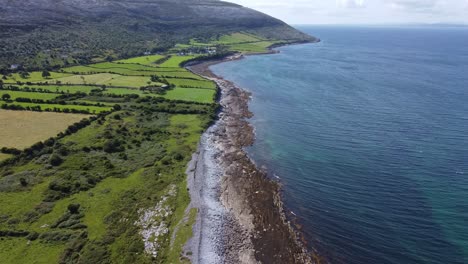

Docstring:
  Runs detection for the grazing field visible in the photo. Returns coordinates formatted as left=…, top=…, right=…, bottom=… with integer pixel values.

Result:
left=3, top=102, right=112, bottom=113
left=217, top=32, right=265, bottom=44
left=3, top=71, right=72, bottom=83
left=0, top=90, right=59, bottom=100
left=163, top=88, right=216, bottom=103
left=0, top=110, right=90, bottom=149
left=62, top=66, right=157, bottom=76
left=115, top=55, right=165, bottom=65
left=159, top=70, right=206, bottom=80
left=0, top=45, right=218, bottom=262
left=159, top=55, right=196, bottom=67
left=15, top=85, right=97, bottom=94
left=91, top=62, right=186, bottom=72
left=167, top=78, right=217, bottom=89
left=53, top=73, right=161, bottom=88
left=228, top=41, right=278, bottom=53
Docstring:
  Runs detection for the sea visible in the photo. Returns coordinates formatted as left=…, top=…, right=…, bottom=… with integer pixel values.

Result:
left=210, top=26, right=468, bottom=264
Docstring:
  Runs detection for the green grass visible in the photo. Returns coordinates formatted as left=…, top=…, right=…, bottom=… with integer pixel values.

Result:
left=168, top=114, right=204, bottom=149
left=115, top=55, right=165, bottom=66
left=91, top=62, right=185, bottom=72
left=4, top=102, right=112, bottom=113
left=217, top=32, right=265, bottom=44
left=159, top=56, right=197, bottom=68
left=166, top=78, right=216, bottom=90
left=62, top=66, right=155, bottom=76
left=3, top=71, right=72, bottom=83
left=228, top=41, right=278, bottom=53
left=52, top=73, right=162, bottom=88
left=104, top=88, right=153, bottom=96
left=0, top=238, right=65, bottom=264
left=163, top=88, right=215, bottom=103
left=0, top=90, right=60, bottom=100
left=12, top=85, right=162, bottom=97
left=31, top=169, right=145, bottom=240
left=0, top=180, right=50, bottom=225
left=16, top=85, right=97, bottom=94
left=159, top=70, right=206, bottom=80
left=167, top=208, right=197, bottom=263
left=62, top=65, right=196, bottom=78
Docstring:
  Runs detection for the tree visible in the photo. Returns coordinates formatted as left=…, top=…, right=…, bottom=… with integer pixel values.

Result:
left=49, top=154, right=63, bottom=166
left=20, top=177, right=28, bottom=187
left=1, top=93, right=11, bottom=101
left=42, top=70, right=51, bottom=79
left=67, top=203, right=80, bottom=214
left=20, top=71, right=30, bottom=79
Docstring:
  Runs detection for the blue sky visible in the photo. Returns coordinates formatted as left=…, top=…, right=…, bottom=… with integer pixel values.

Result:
left=228, top=0, right=468, bottom=25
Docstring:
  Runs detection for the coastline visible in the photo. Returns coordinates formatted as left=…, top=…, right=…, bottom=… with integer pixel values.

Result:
left=184, top=44, right=318, bottom=263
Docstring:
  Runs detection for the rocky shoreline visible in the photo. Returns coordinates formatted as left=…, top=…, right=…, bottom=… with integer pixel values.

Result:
left=184, top=51, right=316, bottom=264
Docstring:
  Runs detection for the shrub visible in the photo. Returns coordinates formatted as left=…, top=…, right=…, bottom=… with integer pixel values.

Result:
left=68, top=204, right=81, bottom=214
left=50, top=154, right=63, bottom=166
left=103, top=139, right=124, bottom=153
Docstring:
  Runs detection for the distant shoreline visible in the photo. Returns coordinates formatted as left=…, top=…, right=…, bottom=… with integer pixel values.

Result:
left=184, top=39, right=320, bottom=263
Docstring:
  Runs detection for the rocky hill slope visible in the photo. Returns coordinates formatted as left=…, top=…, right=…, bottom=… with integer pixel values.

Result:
left=0, top=0, right=314, bottom=69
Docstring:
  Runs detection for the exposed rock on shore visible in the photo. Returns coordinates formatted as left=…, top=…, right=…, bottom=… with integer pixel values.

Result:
left=186, top=57, right=315, bottom=264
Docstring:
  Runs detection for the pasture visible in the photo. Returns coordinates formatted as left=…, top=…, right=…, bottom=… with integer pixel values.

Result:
left=4, top=102, right=112, bottom=113
left=16, top=85, right=97, bottom=94
left=163, top=88, right=216, bottom=103
left=3, top=71, right=72, bottom=83
left=217, top=32, right=265, bottom=44
left=159, top=55, right=196, bottom=67
left=167, top=78, right=217, bottom=89
left=0, top=90, right=59, bottom=100
left=228, top=41, right=278, bottom=53
left=53, top=73, right=161, bottom=88
left=0, top=110, right=90, bottom=149
left=115, top=55, right=165, bottom=65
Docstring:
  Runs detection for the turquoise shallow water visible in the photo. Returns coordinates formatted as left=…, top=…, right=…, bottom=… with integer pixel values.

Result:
left=210, top=26, right=468, bottom=264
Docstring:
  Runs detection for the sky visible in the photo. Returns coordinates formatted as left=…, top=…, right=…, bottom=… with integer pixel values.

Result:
left=227, top=0, right=468, bottom=25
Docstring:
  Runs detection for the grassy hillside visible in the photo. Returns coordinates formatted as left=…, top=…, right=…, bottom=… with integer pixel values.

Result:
left=0, top=0, right=315, bottom=71
left=0, top=53, right=218, bottom=263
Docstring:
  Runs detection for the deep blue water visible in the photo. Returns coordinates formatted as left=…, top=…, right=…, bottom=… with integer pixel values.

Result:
left=210, top=26, right=468, bottom=264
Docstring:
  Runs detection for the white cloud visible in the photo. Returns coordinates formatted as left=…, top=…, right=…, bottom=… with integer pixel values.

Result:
left=227, top=0, right=468, bottom=24
left=337, top=0, right=366, bottom=8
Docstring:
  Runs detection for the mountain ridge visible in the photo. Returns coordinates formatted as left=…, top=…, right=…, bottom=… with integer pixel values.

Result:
left=0, top=0, right=314, bottom=70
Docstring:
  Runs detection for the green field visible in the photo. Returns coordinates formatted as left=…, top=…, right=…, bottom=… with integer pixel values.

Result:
left=3, top=71, right=72, bottom=83
left=163, top=88, right=216, bottom=103
left=53, top=73, right=162, bottom=88
left=62, top=65, right=200, bottom=79
left=159, top=55, right=196, bottom=68
left=0, top=41, right=220, bottom=262
left=228, top=41, right=278, bottom=53
left=4, top=102, right=112, bottom=113
left=166, top=78, right=216, bottom=89
left=62, top=66, right=156, bottom=76
left=14, top=85, right=97, bottom=94
left=91, top=62, right=186, bottom=72
left=0, top=90, right=60, bottom=100
left=182, top=32, right=280, bottom=54
left=115, top=55, right=165, bottom=65
left=158, top=70, right=206, bottom=80
left=216, top=32, right=265, bottom=44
